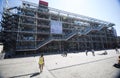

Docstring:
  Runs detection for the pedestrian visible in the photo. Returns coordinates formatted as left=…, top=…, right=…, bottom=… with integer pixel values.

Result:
left=85, top=50, right=88, bottom=56
left=103, top=50, right=107, bottom=55
left=91, top=49, right=95, bottom=56
left=115, top=48, right=119, bottom=54
left=38, top=54, right=44, bottom=73
left=65, top=52, right=67, bottom=57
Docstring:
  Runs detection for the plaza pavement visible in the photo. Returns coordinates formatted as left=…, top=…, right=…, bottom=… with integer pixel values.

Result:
left=0, top=49, right=120, bottom=78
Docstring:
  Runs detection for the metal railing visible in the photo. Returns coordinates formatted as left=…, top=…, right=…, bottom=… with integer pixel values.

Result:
left=63, top=31, right=76, bottom=40
left=82, top=27, right=92, bottom=35
left=81, top=25, right=105, bottom=35
left=36, top=30, right=76, bottom=49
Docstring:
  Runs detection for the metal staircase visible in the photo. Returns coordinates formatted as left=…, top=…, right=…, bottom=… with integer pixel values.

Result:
left=97, top=25, right=105, bottom=30
left=36, top=37, right=53, bottom=49
left=16, top=31, right=76, bottom=51
left=36, top=31, right=76, bottom=50
left=62, top=31, right=76, bottom=40
left=82, top=27, right=92, bottom=35
left=82, top=25, right=105, bottom=35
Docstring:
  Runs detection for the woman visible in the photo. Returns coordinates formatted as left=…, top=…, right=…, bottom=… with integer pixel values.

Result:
left=38, top=54, right=44, bottom=72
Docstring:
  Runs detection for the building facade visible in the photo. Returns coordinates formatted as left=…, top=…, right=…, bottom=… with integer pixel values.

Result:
left=117, top=36, right=120, bottom=48
left=1, top=1, right=117, bottom=55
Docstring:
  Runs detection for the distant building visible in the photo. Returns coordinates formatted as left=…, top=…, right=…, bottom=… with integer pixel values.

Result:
left=0, top=1, right=117, bottom=56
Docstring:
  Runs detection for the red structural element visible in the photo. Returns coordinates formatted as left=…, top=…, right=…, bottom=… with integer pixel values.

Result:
left=39, top=0, right=48, bottom=6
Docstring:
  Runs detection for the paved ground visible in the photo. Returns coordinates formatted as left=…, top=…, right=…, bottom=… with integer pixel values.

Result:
left=0, top=49, right=120, bottom=78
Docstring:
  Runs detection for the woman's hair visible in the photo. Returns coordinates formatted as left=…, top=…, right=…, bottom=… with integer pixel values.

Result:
left=119, top=56, right=120, bottom=58
left=41, top=54, right=43, bottom=57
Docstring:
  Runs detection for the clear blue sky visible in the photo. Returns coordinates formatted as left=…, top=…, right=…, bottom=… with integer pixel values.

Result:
left=0, top=0, right=120, bottom=36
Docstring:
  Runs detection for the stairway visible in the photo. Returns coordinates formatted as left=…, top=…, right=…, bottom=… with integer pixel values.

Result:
left=36, top=31, right=76, bottom=50
left=63, top=31, right=76, bottom=40
left=82, top=27, right=92, bottom=35
left=82, top=25, right=105, bottom=35
left=36, top=37, right=53, bottom=49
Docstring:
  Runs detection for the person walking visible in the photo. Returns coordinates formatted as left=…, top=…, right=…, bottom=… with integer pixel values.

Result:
left=38, top=54, right=44, bottom=73
left=115, top=48, right=119, bottom=54
left=91, top=49, right=95, bottom=56
left=103, top=50, right=107, bottom=55
left=85, top=50, right=88, bottom=56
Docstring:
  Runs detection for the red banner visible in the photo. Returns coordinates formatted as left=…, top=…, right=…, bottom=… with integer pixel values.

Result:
left=39, top=0, right=48, bottom=6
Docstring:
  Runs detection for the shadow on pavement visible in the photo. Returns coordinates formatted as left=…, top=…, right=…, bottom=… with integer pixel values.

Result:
left=113, top=64, right=120, bottom=68
left=0, top=73, right=4, bottom=78
left=50, top=56, right=115, bottom=71
left=115, top=70, right=120, bottom=78
left=30, top=72, right=40, bottom=77
left=9, top=72, right=40, bottom=78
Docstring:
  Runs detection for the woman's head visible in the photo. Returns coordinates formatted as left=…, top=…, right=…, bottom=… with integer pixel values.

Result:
left=41, top=54, right=43, bottom=57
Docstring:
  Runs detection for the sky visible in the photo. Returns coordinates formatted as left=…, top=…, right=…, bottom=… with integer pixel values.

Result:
left=0, top=0, right=120, bottom=36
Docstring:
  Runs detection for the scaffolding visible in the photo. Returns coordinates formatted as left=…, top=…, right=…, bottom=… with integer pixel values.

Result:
left=1, top=1, right=117, bottom=55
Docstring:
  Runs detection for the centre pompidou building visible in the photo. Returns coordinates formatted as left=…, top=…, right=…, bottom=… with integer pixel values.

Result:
left=1, top=0, right=117, bottom=55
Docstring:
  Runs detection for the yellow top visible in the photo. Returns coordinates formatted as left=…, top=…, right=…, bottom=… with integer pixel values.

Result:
left=39, top=57, right=44, bottom=65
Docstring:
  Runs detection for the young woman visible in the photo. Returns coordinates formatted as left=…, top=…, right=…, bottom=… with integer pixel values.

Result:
left=38, top=54, right=44, bottom=72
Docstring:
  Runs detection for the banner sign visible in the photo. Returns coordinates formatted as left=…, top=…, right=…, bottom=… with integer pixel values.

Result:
left=39, top=0, right=48, bottom=6
left=50, top=20, right=62, bottom=34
